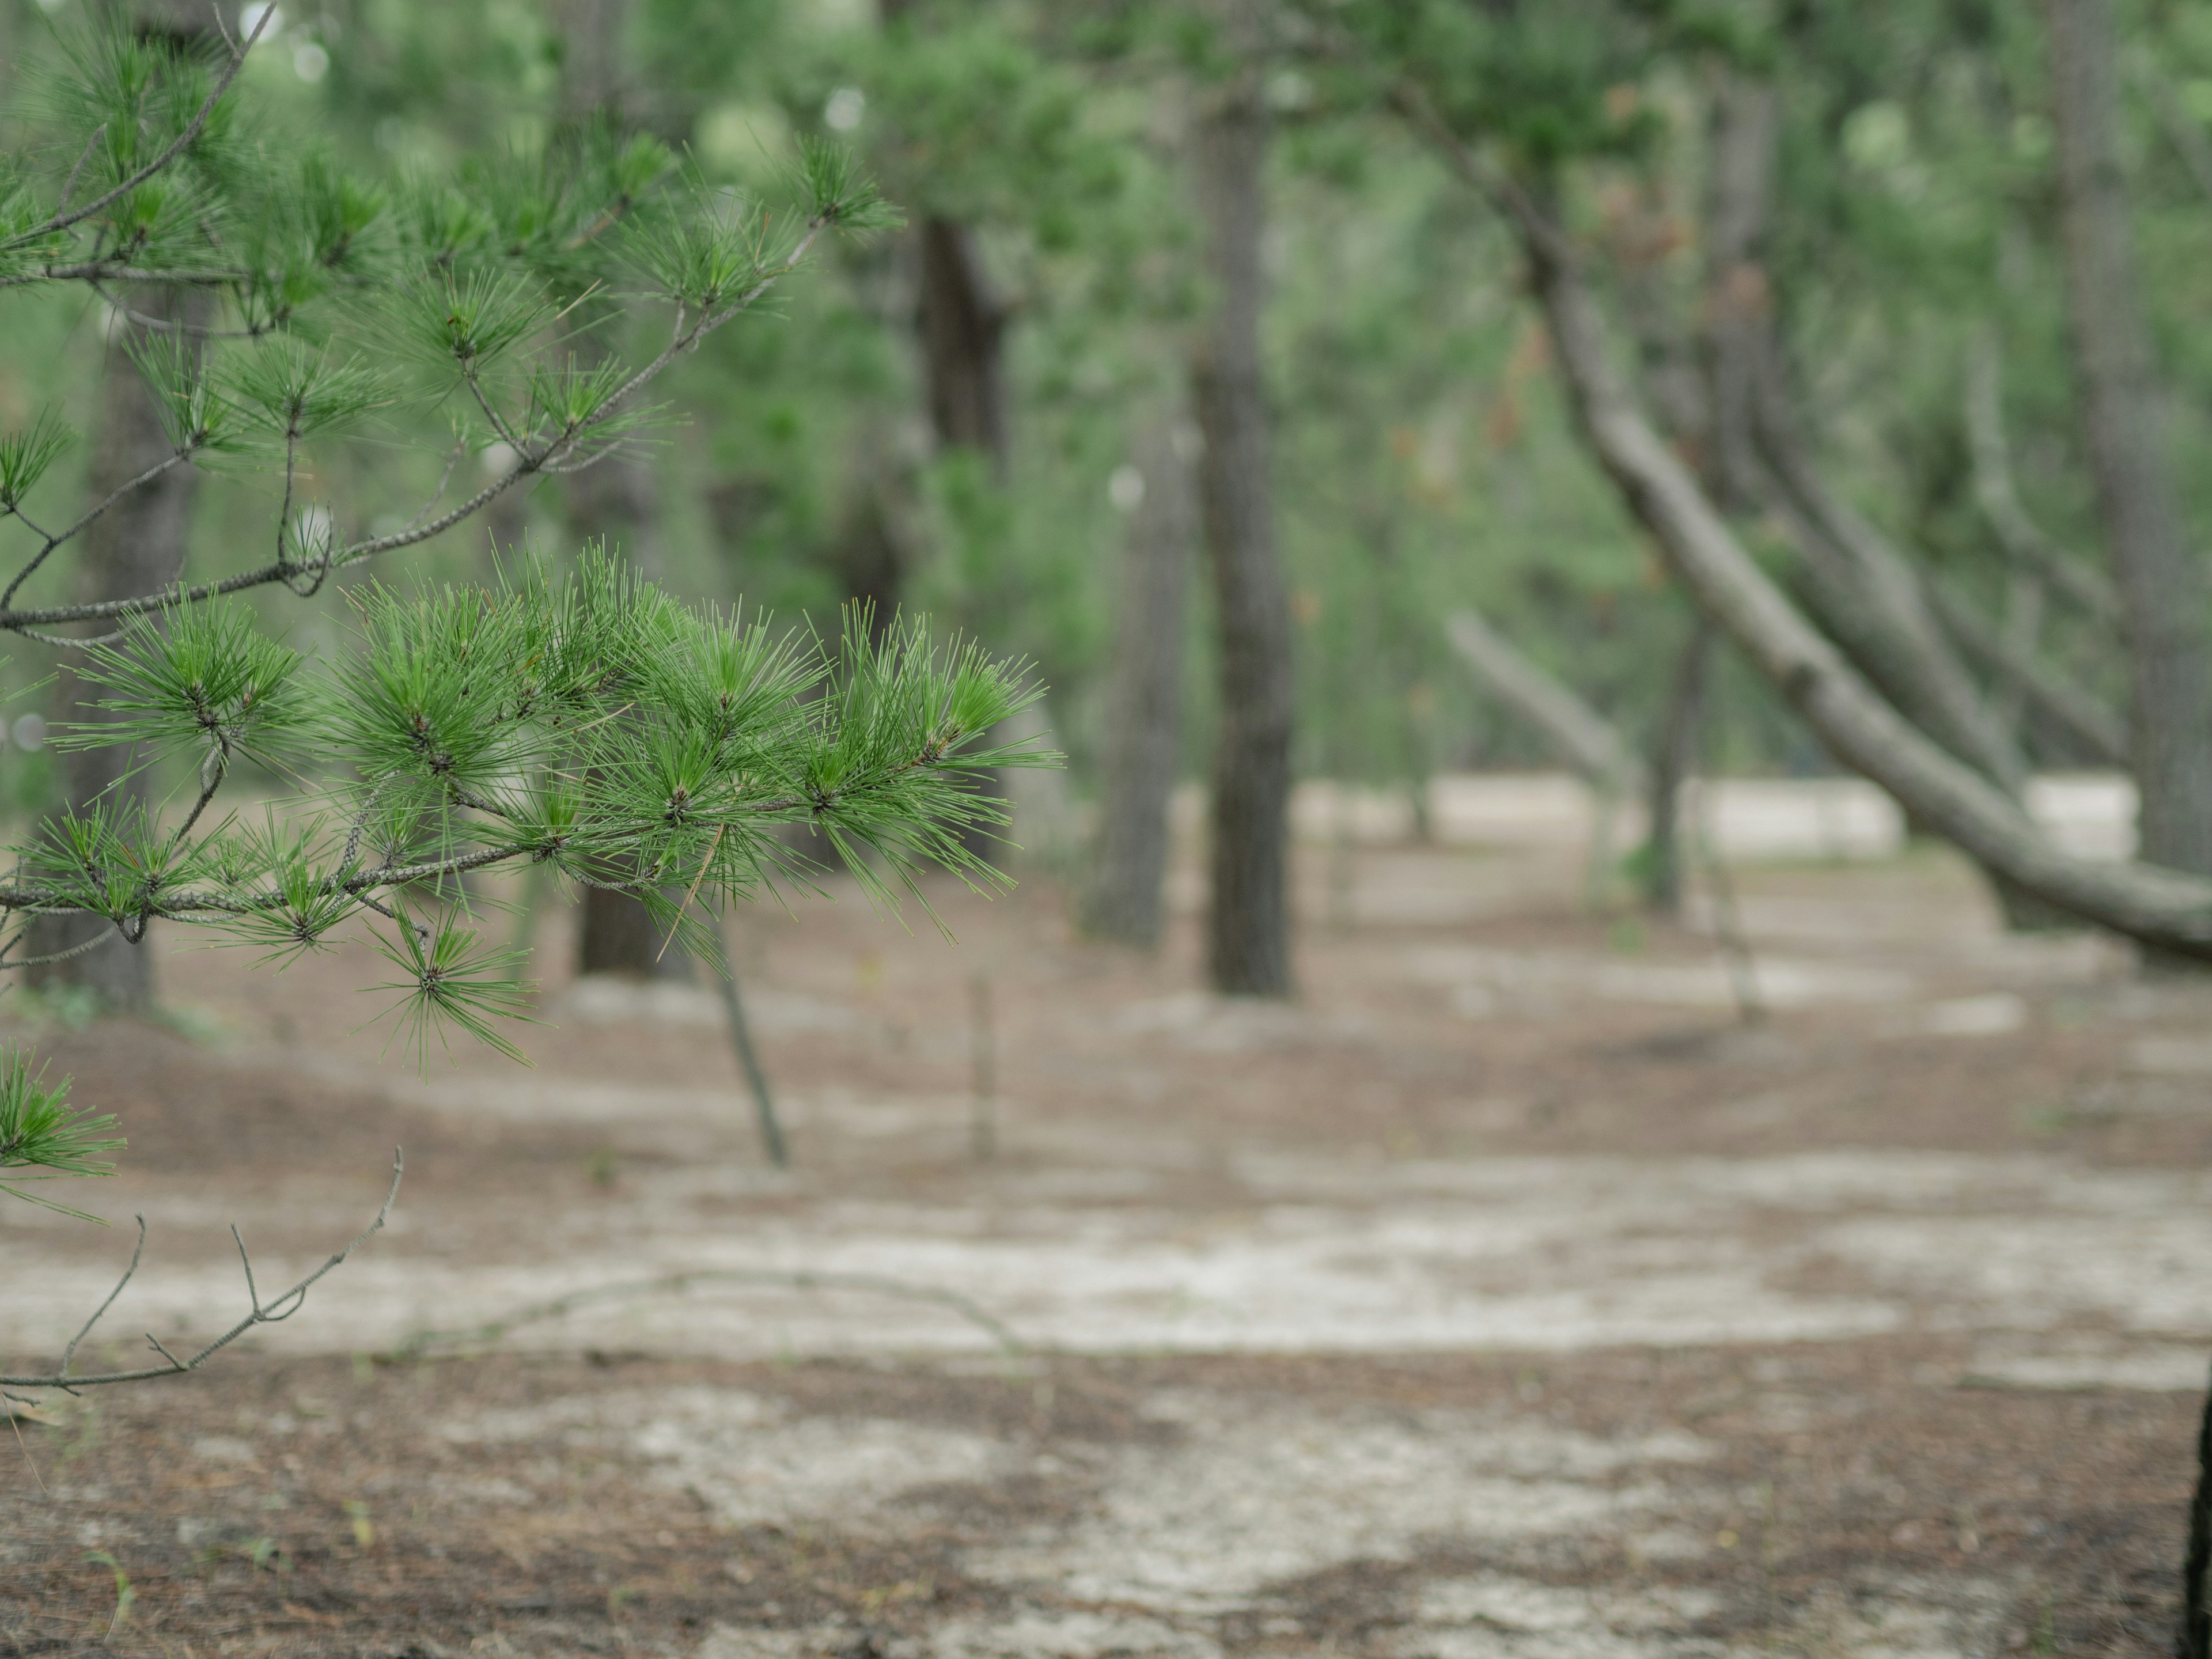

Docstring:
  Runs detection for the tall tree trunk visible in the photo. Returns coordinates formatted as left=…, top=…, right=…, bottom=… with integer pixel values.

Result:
left=915, top=218, right=1010, bottom=472
left=1699, top=77, right=1776, bottom=516
left=30, top=3, right=216, bottom=1011
left=1192, top=23, right=1294, bottom=997
left=1085, top=417, right=1195, bottom=948
left=29, top=296, right=202, bottom=1012
left=2046, top=0, right=2212, bottom=878
left=556, top=0, right=680, bottom=980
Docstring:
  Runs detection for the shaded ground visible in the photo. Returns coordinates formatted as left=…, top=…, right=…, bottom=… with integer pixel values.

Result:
left=3, top=789, right=2209, bottom=1657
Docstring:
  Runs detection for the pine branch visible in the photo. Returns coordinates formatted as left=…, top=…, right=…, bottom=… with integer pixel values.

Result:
left=0, top=3, right=276, bottom=253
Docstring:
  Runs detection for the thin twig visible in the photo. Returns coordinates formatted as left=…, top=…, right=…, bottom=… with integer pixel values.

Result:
left=60, top=1218, right=146, bottom=1378
left=1, top=449, right=194, bottom=612
left=0, top=927, right=118, bottom=971
left=54, top=124, right=110, bottom=222
left=0, top=228, right=831, bottom=635
left=1, top=1152, right=402, bottom=1390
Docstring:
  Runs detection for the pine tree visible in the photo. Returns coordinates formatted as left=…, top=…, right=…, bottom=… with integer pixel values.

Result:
left=0, top=17, right=1044, bottom=1228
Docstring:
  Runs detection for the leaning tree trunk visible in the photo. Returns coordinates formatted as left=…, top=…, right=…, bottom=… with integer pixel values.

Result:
left=2046, top=0, right=2212, bottom=880
left=1698, top=75, right=2069, bottom=931
left=1192, top=24, right=1294, bottom=997
left=27, top=290, right=204, bottom=1013
left=1085, top=416, right=1195, bottom=948
left=1494, top=183, right=2212, bottom=954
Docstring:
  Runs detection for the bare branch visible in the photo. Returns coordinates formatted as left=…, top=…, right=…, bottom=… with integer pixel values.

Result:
left=1, top=449, right=195, bottom=613
left=0, top=263, right=249, bottom=291
left=0, top=927, right=119, bottom=971
left=54, top=124, right=110, bottom=222
left=59, top=1216, right=145, bottom=1379
left=0, top=1152, right=403, bottom=1391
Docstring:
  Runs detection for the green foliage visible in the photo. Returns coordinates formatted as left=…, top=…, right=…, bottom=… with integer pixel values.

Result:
left=0, top=9, right=1012, bottom=1218
left=0, top=1048, right=123, bottom=1218
left=2, top=553, right=1046, bottom=1073
left=0, top=408, right=71, bottom=513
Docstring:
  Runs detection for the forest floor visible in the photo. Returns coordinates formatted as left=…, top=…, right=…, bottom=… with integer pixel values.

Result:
left=2, top=782, right=2210, bottom=1659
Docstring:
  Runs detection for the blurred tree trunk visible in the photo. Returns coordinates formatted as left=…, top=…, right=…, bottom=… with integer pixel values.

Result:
left=2045, top=0, right=2212, bottom=882
left=1491, top=168, right=2212, bottom=957
left=1192, top=15, right=1294, bottom=997
left=1642, top=622, right=1711, bottom=916
left=555, top=0, right=682, bottom=980
left=878, top=2, right=1016, bottom=855
left=1084, top=416, right=1195, bottom=948
left=1630, top=75, right=1774, bottom=916
left=28, top=293, right=204, bottom=1013
left=29, top=0, right=218, bottom=1013
left=915, top=218, right=1010, bottom=473
left=1699, top=74, right=2069, bottom=930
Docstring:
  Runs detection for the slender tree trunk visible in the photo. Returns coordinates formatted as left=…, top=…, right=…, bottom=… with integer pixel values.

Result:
left=1644, top=620, right=1713, bottom=915
left=1085, top=417, right=1195, bottom=948
left=1193, top=32, right=1294, bottom=996
left=1506, top=188, right=2212, bottom=954
left=1444, top=609, right=1643, bottom=794
left=555, top=0, right=681, bottom=980
left=1699, top=77, right=1776, bottom=516
left=2183, top=1361, right=2212, bottom=1659
left=2046, top=0, right=2212, bottom=878
left=915, top=218, right=1010, bottom=472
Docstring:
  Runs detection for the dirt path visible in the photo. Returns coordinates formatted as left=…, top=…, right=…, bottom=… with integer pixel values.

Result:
left=2, top=804, right=2207, bottom=1657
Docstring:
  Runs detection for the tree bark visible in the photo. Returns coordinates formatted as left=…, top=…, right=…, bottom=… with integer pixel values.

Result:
left=1644, top=621, right=1713, bottom=915
left=28, top=291, right=204, bottom=1013
left=915, top=218, right=1010, bottom=472
left=556, top=0, right=682, bottom=980
left=1506, top=201, right=2212, bottom=956
left=2046, top=0, right=2212, bottom=878
left=1926, top=579, right=2128, bottom=768
left=1192, top=29, right=1294, bottom=997
left=1084, top=417, right=1195, bottom=948
left=1443, top=609, right=1644, bottom=796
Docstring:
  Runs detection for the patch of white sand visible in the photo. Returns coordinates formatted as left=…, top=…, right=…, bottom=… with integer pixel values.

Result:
left=968, top=1395, right=1708, bottom=1612
left=446, top=1385, right=1005, bottom=1528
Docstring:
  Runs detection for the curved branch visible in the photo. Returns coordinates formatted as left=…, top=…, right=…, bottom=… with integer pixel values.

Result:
left=1, top=1151, right=401, bottom=1391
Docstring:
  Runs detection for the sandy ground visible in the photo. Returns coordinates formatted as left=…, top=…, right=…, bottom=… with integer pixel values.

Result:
left=1, top=776, right=2207, bottom=1658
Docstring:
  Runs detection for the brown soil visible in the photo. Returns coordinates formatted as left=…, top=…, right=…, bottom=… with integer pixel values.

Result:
left=3, top=827, right=2209, bottom=1658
